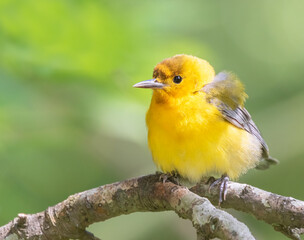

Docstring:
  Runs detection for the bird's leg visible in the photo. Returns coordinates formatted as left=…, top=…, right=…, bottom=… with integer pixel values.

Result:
left=157, top=171, right=181, bottom=185
left=208, top=174, right=230, bottom=205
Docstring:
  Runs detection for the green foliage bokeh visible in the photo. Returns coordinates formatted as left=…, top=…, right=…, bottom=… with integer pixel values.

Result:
left=0, top=1, right=303, bottom=239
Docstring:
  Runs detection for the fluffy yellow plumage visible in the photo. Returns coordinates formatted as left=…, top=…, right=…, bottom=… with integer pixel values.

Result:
left=134, top=54, right=277, bottom=183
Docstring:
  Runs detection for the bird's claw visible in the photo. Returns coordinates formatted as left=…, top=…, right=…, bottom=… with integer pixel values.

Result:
left=158, top=172, right=180, bottom=185
left=159, top=173, right=169, bottom=183
left=207, top=174, right=230, bottom=206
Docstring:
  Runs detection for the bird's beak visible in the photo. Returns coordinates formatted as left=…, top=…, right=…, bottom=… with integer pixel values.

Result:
left=133, top=79, right=166, bottom=89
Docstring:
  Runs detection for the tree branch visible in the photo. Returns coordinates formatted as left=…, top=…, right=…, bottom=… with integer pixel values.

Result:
left=191, top=180, right=304, bottom=239
left=0, top=173, right=303, bottom=240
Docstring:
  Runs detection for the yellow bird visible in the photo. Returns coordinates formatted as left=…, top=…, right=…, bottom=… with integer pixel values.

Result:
left=134, top=54, right=277, bottom=201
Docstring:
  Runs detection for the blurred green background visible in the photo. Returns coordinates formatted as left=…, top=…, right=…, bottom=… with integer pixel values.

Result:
left=0, top=0, right=303, bottom=239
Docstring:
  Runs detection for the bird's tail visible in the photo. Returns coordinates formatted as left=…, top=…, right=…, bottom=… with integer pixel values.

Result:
left=255, top=157, right=279, bottom=170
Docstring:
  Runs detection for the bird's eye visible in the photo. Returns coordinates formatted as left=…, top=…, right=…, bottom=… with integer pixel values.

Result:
left=173, top=75, right=182, bottom=84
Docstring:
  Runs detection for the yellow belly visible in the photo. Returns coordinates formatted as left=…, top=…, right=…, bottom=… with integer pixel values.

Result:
left=146, top=94, right=261, bottom=182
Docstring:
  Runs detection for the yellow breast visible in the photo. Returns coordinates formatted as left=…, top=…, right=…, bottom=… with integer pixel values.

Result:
left=146, top=92, right=261, bottom=182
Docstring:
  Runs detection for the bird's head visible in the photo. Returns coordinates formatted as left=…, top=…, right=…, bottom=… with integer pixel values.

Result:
left=133, top=54, right=215, bottom=98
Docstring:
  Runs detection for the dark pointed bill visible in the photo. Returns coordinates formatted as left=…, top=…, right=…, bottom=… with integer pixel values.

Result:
left=133, top=79, right=166, bottom=89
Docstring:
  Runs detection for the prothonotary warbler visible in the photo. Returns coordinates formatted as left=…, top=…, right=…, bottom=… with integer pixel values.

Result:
left=133, top=54, right=278, bottom=202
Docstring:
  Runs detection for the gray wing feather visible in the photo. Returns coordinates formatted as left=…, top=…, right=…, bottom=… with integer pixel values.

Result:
left=220, top=105, right=269, bottom=158
left=203, top=72, right=270, bottom=159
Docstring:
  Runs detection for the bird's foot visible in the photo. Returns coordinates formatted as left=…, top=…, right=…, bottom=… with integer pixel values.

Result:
left=207, top=174, right=230, bottom=206
left=157, top=171, right=180, bottom=185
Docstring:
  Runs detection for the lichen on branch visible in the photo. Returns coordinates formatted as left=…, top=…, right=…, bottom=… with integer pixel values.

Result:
left=0, top=174, right=303, bottom=240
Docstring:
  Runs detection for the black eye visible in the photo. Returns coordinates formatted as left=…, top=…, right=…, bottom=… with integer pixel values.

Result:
left=173, top=75, right=182, bottom=84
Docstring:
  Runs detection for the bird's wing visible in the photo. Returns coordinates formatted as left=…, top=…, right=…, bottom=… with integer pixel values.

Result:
left=220, top=106, right=269, bottom=158
left=202, top=72, right=270, bottom=159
